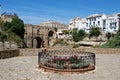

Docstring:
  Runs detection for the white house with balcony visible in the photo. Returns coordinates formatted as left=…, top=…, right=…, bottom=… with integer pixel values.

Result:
left=69, top=13, right=120, bottom=33
left=104, top=13, right=120, bottom=33
left=86, top=14, right=107, bottom=32
left=69, top=17, right=86, bottom=30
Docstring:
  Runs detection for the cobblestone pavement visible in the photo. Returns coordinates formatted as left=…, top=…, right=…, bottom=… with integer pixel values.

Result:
left=0, top=54, right=120, bottom=80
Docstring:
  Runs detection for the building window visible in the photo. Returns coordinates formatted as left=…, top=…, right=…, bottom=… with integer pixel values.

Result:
left=86, top=23, right=88, bottom=27
left=93, top=22, right=95, bottom=26
left=90, top=22, right=91, bottom=25
left=103, top=20, right=106, bottom=26
left=98, top=21, right=100, bottom=26
left=94, top=18, right=96, bottom=21
left=110, top=22, right=117, bottom=29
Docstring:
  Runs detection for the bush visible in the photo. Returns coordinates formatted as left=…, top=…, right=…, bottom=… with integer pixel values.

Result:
left=72, top=28, right=86, bottom=42
left=89, top=27, right=101, bottom=39
left=101, top=33, right=120, bottom=48
left=106, top=32, right=112, bottom=40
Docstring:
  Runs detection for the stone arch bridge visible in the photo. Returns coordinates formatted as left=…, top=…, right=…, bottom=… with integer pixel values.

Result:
left=24, top=24, right=57, bottom=48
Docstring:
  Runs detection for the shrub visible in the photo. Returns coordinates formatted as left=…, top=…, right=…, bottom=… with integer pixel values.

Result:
left=89, top=27, right=101, bottom=40
left=101, top=33, right=120, bottom=48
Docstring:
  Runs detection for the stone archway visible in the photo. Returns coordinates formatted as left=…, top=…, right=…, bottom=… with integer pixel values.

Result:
left=35, top=37, right=42, bottom=48
left=48, top=30, right=54, bottom=37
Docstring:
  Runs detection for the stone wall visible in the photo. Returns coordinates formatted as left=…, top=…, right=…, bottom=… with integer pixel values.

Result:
left=0, top=49, right=19, bottom=59
left=19, top=48, right=42, bottom=56
left=24, top=24, right=57, bottom=48
left=1, top=48, right=119, bottom=59
left=72, top=48, right=120, bottom=54
left=19, top=48, right=120, bottom=56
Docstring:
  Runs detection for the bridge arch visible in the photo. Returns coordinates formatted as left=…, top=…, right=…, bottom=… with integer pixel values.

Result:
left=35, top=37, right=42, bottom=48
left=47, top=29, right=56, bottom=47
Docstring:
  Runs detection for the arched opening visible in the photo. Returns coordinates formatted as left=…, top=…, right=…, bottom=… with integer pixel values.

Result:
left=48, top=31, right=54, bottom=47
left=48, top=31, right=54, bottom=37
left=35, top=37, right=42, bottom=48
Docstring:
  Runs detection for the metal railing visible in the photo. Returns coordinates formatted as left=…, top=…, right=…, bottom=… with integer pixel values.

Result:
left=38, top=49, right=95, bottom=72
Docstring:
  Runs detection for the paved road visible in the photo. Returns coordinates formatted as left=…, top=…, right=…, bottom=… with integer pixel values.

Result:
left=0, top=54, right=120, bottom=80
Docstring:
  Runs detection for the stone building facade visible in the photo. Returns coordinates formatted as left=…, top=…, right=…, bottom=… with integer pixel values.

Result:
left=24, top=24, right=57, bottom=48
left=0, top=13, right=68, bottom=48
left=0, top=12, right=18, bottom=22
left=24, top=21, right=68, bottom=48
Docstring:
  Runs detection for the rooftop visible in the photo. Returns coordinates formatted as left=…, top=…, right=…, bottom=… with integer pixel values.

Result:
left=87, top=14, right=103, bottom=19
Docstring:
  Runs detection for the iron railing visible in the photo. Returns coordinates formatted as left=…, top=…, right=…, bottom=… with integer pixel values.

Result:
left=38, top=49, right=95, bottom=71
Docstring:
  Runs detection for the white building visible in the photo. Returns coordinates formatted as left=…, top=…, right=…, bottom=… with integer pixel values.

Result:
left=69, top=13, right=120, bottom=33
left=86, top=14, right=107, bottom=31
left=69, top=17, right=86, bottom=30
left=104, top=13, right=120, bottom=33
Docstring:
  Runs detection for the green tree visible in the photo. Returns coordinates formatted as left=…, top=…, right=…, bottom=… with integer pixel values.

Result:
left=106, top=32, right=112, bottom=40
left=72, top=28, right=86, bottom=42
left=0, top=31, right=7, bottom=42
left=4, top=21, right=12, bottom=31
left=0, top=31, right=7, bottom=49
left=72, top=28, right=79, bottom=42
left=62, top=30, right=70, bottom=35
left=0, top=16, right=26, bottom=48
left=7, top=30, right=23, bottom=48
left=101, top=34, right=120, bottom=48
left=11, top=17, right=25, bottom=39
left=89, top=27, right=101, bottom=40
left=0, top=20, right=4, bottom=30
left=78, top=29, right=86, bottom=40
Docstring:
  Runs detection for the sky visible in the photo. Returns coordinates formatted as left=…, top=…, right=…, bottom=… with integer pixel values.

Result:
left=0, top=0, right=120, bottom=25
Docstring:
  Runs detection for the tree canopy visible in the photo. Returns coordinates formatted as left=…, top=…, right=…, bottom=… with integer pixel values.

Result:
left=0, top=31, right=7, bottom=42
left=3, top=17, right=25, bottom=39
left=89, top=27, right=101, bottom=39
left=11, top=17, right=25, bottom=39
left=78, top=29, right=86, bottom=40
left=0, top=16, right=25, bottom=48
left=101, top=27, right=120, bottom=48
left=4, top=21, right=12, bottom=31
left=62, top=30, right=71, bottom=35
left=72, top=28, right=86, bottom=42
left=0, top=19, right=4, bottom=30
